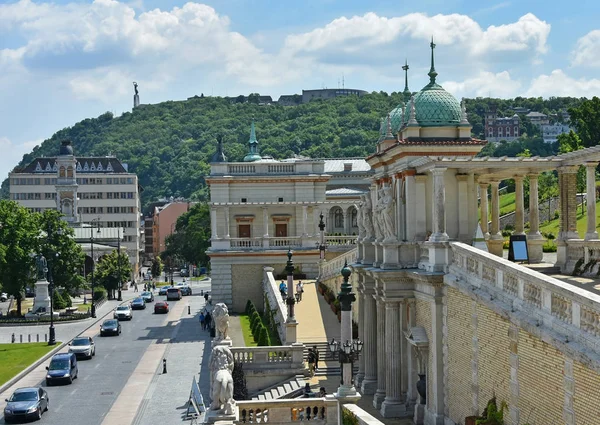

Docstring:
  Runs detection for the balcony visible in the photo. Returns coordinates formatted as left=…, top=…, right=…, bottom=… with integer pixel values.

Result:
left=213, top=236, right=314, bottom=251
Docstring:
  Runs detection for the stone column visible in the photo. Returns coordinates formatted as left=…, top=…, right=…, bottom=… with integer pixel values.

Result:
left=528, top=174, right=542, bottom=239
left=262, top=207, right=269, bottom=237
left=380, top=300, right=406, bottom=417
left=342, top=209, right=348, bottom=234
left=373, top=297, right=387, bottom=408
left=490, top=181, right=502, bottom=239
left=430, top=168, right=448, bottom=242
left=514, top=176, right=525, bottom=235
left=354, top=285, right=366, bottom=388
left=361, top=287, right=377, bottom=394
left=211, top=208, right=218, bottom=239
left=224, top=207, right=230, bottom=239
left=302, top=205, right=308, bottom=237
left=430, top=297, right=445, bottom=423
left=479, top=182, right=489, bottom=238
left=586, top=163, right=598, bottom=240
left=313, top=208, right=320, bottom=237
left=456, top=174, right=469, bottom=242
left=415, top=175, right=427, bottom=240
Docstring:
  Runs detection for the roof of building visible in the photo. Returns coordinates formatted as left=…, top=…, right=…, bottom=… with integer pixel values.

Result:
left=16, top=156, right=129, bottom=174
left=243, top=122, right=262, bottom=162
left=326, top=187, right=369, bottom=196
left=526, top=111, right=548, bottom=118
left=323, top=159, right=372, bottom=173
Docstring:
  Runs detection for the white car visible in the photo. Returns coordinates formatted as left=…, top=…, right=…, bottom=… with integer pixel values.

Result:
left=0, top=293, right=7, bottom=302
left=114, top=305, right=133, bottom=321
left=68, top=336, right=96, bottom=359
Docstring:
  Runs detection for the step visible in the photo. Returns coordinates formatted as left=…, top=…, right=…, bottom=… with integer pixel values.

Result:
left=258, top=394, right=266, bottom=401
left=283, top=383, right=292, bottom=394
left=270, top=388, right=281, bottom=399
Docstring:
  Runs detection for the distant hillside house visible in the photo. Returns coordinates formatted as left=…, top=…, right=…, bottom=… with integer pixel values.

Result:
left=512, top=106, right=530, bottom=114
left=526, top=111, right=550, bottom=126
left=277, top=94, right=302, bottom=106
left=485, top=108, right=520, bottom=142
left=302, top=88, right=367, bottom=103
left=541, top=124, right=571, bottom=143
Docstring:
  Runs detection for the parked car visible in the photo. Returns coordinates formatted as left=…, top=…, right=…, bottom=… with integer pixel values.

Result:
left=154, top=301, right=169, bottom=314
left=180, top=268, right=189, bottom=277
left=3, top=387, right=49, bottom=422
left=68, top=336, right=95, bottom=359
left=0, top=292, right=8, bottom=302
left=114, top=305, right=133, bottom=320
left=158, top=286, right=171, bottom=296
left=45, top=353, right=78, bottom=385
left=100, top=319, right=121, bottom=336
left=25, top=287, right=35, bottom=297
left=175, top=283, right=192, bottom=296
left=130, top=297, right=146, bottom=310
left=141, top=291, right=154, bottom=303
left=166, top=287, right=182, bottom=301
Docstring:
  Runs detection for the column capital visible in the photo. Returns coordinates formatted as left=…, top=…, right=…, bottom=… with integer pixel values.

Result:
left=514, top=175, right=525, bottom=182
left=478, top=180, right=489, bottom=187
left=489, top=180, right=500, bottom=188
left=415, top=174, right=428, bottom=183
left=455, top=174, right=469, bottom=182
left=585, top=161, right=599, bottom=168
left=527, top=173, right=539, bottom=180
left=430, top=167, right=447, bottom=176
left=558, top=166, right=579, bottom=174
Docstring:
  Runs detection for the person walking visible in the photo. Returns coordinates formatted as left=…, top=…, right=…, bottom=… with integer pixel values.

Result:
left=199, top=312, right=205, bottom=330
left=296, top=281, right=304, bottom=302
left=313, top=345, right=320, bottom=371
left=307, top=348, right=316, bottom=377
left=205, top=311, right=212, bottom=331
left=279, top=281, right=287, bottom=299
left=134, top=282, right=138, bottom=292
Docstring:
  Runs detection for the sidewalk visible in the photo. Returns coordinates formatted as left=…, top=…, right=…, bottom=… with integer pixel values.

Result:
left=294, top=280, right=340, bottom=343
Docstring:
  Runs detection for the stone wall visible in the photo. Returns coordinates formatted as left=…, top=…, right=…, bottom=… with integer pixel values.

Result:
left=231, top=264, right=265, bottom=313
left=209, top=263, right=232, bottom=306
left=415, top=299, right=432, bottom=412
left=573, top=360, right=600, bottom=421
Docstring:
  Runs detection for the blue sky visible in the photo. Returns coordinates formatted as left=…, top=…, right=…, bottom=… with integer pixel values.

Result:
left=1, top=0, right=600, bottom=181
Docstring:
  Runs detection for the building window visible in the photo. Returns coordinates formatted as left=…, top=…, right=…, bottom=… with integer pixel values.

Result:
left=127, top=192, right=134, bottom=199
left=107, top=207, right=113, bottom=214
left=278, top=197, right=284, bottom=202
left=107, top=193, right=113, bottom=199
left=120, top=178, right=127, bottom=184
left=127, top=178, right=133, bottom=184
left=97, top=192, right=103, bottom=199
left=107, top=178, right=112, bottom=184
left=241, top=198, right=247, bottom=203
left=334, top=209, right=343, bottom=228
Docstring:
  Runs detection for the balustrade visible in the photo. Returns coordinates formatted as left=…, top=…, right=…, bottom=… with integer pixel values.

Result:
left=270, top=237, right=302, bottom=247
left=523, top=282, right=542, bottom=308
left=504, top=273, right=518, bottom=297
left=228, top=164, right=256, bottom=174
left=231, top=238, right=263, bottom=248
left=230, top=347, right=298, bottom=365
left=235, top=399, right=336, bottom=424
left=482, top=265, right=496, bottom=284
left=551, top=294, right=572, bottom=323
left=581, top=306, right=600, bottom=336
left=325, top=235, right=357, bottom=246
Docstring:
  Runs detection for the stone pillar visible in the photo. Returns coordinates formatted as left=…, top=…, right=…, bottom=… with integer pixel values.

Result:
left=381, top=300, right=406, bottom=417
left=302, top=205, right=308, bottom=237
left=487, top=181, right=504, bottom=257
left=527, top=173, right=544, bottom=263
left=361, top=287, right=377, bottom=394
left=211, top=208, right=219, bottom=239
left=405, top=174, right=417, bottom=241
left=430, top=168, right=448, bottom=242
left=514, top=176, right=525, bottom=235
left=479, top=182, right=489, bottom=238
left=342, top=209, right=348, bottom=234
left=313, top=208, right=320, bottom=237
left=262, top=207, right=269, bottom=237
left=586, top=163, right=598, bottom=240
left=456, top=174, right=469, bottom=242
left=224, top=207, right=230, bottom=239
left=415, top=175, right=427, bottom=240
left=430, top=297, right=445, bottom=423
left=373, top=297, right=387, bottom=408
left=355, top=285, right=366, bottom=388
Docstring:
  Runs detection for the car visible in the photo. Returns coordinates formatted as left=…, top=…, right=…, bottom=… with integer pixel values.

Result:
left=166, top=287, right=182, bottom=301
left=158, top=286, right=171, bottom=296
left=141, top=291, right=154, bottom=302
left=180, top=268, right=189, bottom=277
left=4, top=387, right=49, bottom=422
left=130, top=297, right=146, bottom=310
left=154, top=301, right=169, bottom=314
left=0, top=292, right=8, bottom=302
left=25, top=287, right=35, bottom=297
left=175, top=283, right=192, bottom=296
left=100, top=319, right=121, bottom=336
left=114, top=305, right=133, bottom=320
left=45, top=353, right=78, bottom=385
left=68, top=336, right=95, bottom=359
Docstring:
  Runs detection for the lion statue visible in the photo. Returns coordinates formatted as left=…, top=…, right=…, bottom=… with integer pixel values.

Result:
left=213, top=303, right=230, bottom=341
left=209, top=345, right=235, bottom=414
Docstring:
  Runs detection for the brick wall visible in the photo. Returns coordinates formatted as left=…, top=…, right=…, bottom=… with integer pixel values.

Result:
left=573, top=360, right=600, bottom=421
left=231, top=264, right=265, bottom=313
left=415, top=299, right=432, bottom=410
left=446, top=288, right=474, bottom=421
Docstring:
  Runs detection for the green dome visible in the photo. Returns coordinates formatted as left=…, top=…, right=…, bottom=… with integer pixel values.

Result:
left=390, top=103, right=404, bottom=133
left=405, top=82, right=461, bottom=126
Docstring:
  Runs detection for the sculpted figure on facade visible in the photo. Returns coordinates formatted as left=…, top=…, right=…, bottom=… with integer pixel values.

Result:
left=381, top=186, right=396, bottom=242
left=209, top=345, right=235, bottom=414
left=373, top=190, right=385, bottom=241
left=361, top=194, right=375, bottom=240
left=213, top=303, right=230, bottom=341
left=356, top=200, right=365, bottom=239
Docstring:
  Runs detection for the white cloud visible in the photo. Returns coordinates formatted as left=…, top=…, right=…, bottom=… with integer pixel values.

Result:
left=0, top=137, right=42, bottom=179
left=571, top=30, right=600, bottom=68
left=526, top=69, right=600, bottom=97
left=442, top=71, right=522, bottom=99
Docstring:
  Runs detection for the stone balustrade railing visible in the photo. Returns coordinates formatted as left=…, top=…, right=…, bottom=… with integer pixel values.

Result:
left=263, top=267, right=287, bottom=343
left=235, top=398, right=338, bottom=424
left=562, top=240, right=600, bottom=275
left=449, top=242, right=600, bottom=361
left=230, top=345, right=304, bottom=369
left=325, top=235, right=357, bottom=246
left=320, top=248, right=357, bottom=281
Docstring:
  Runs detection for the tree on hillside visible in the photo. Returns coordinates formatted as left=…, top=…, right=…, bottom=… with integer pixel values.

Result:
left=37, top=210, right=86, bottom=295
left=163, top=203, right=211, bottom=269
left=0, top=201, right=38, bottom=315
left=94, top=250, right=132, bottom=299
left=568, top=97, right=600, bottom=148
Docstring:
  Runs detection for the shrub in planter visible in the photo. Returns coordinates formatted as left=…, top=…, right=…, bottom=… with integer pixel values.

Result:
left=258, top=325, right=270, bottom=346
left=245, top=300, right=253, bottom=315
left=53, top=290, right=67, bottom=310
left=93, top=287, right=107, bottom=301
left=251, top=311, right=260, bottom=327
left=333, top=299, right=341, bottom=314
left=543, top=242, right=557, bottom=252
left=63, top=292, right=73, bottom=308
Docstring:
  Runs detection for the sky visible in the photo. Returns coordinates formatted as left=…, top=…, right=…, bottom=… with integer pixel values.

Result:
left=1, top=0, right=600, bottom=181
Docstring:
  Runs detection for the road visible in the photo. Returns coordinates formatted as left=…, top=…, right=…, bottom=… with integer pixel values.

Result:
left=0, top=278, right=212, bottom=425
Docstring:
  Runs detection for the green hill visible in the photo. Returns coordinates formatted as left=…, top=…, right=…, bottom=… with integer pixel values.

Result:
left=2, top=94, right=581, bottom=210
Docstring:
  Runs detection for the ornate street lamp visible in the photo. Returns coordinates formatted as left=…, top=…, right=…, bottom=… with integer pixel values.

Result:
left=117, top=227, right=122, bottom=301
left=318, top=213, right=327, bottom=261
left=90, top=219, right=101, bottom=318
left=285, top=249, right=296, bottom=321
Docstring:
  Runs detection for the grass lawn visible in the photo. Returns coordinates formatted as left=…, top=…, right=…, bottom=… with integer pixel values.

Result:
left=0, top=343, right=59, bottom=386
left=76, top=303, right=92, bottom=312
left=239, top=314, right=257, bottom=347
left=10, top=298, right=33, bottom=314
left=499, top=192, right=516, bottom=216
left=540, top=201, right=600, bottom=238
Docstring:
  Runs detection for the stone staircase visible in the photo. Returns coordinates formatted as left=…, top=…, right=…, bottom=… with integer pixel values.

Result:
left=303, top=341, right=358, bottom=377
left=251, top=375, right=307, bottom=401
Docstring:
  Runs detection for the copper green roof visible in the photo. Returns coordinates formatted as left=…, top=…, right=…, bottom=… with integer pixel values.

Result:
left=243, top=121, right=262, bottom=162
left=390, top=103, right=404, bottom=133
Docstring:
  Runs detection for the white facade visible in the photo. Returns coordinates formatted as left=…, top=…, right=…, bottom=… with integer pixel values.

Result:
left=541, top=123, right=570, bottom=143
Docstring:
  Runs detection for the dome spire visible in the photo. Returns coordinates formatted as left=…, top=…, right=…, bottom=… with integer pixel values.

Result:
left=402, top=59, right=411, bottom=102
left=428, top=37, right=438, bottom=85
left=243, top=120, right=262, bottom=162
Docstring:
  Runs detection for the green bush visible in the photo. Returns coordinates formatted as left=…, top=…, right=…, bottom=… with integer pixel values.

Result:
left=257, top=325, right=270, bottom=346
left=93, top=287, right=107, bottom=301
left=245, top=300, right=254, bottom=316
left=543, top=242, right=557, bottom=252
left=52, top=290, right=67, bottom=310
left=63, top=292, right=72, bottom=308
left=501, top=229, right=513, bottom=237
left=250, top=310, right=260, bottom=327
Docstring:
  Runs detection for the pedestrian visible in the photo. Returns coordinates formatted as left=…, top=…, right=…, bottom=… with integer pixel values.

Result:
left=205, top=312, right=212, bottom=330
left=152, top=282, right=156, bottom=291
left=303, top=383, right=313, bottom=398
left=279, top=281, right=287, bottom=299
left=204, top=293, right=209, bottom=302
left=199, top=312, right=205, bottom=330
left=134, top=282, right=138, bottom=292
left=313, top=345, right=320, bottom=371
left=296, top=281, right=304, bottom=302
left=307, top=348, right=316, bottom=377
left=319, top=387, right=326, bottom=398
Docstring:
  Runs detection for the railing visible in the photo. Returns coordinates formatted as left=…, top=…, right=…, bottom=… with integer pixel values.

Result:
left=449, top=242, right=600, bottom=354
left=228, top=164, right=256, bottom=174
left=230, top=345, right=304, bottom=368
left=320, top=248, right=357, bottom=281
left=263, top=267, right=287, bottom=343
left=231, top=238, right=263, bottom=248
left=235, top=398, right=338, bottom=424
left=270, top=237, right=302, bottom=248
left=325, top=235, right=357, bottom=246
left=267, top=164, right=295, bottom=174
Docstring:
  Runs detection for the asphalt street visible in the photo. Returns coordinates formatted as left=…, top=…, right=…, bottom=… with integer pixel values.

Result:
left=1, top=278, right=212, bottom=425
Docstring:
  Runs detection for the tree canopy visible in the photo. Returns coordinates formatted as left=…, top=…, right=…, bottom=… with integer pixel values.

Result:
left=162, top=203, right=211, bottom=268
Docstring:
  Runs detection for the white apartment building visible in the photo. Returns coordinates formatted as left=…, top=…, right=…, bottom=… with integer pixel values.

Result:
left=9, top=140, right=142, bottom=277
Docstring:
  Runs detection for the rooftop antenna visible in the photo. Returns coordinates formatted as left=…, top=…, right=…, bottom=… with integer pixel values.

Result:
left=342, top=73, right=345, bottom=89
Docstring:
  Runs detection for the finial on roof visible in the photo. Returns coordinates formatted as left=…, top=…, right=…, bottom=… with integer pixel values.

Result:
left=385, top=113, right=393, bottom=138
left=402, top=59, right=411, bottom=101
left=428, top=37, right=438, bottom=84
left=460, top=98, right=469, bottom=125
left=408, top=95, right=418, bottom=126
left=249, top=121, right=257, bottom=144
left=243, top=121, right=261, bottom=162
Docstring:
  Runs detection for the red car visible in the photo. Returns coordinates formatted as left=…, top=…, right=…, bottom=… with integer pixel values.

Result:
left=154, top=301, right=169, bottom=314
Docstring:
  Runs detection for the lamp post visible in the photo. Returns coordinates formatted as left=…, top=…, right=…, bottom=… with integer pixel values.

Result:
left=284, top=249, right=298, bottom=344
left=90, top=219, right=101, bottom=318
left=46, top=252, right=58, bottom=346
left=328, top=260, right=362, bottom=397
left=117, top=227, right=122, bottom=301
left=318, top=213, right=327, bottom=261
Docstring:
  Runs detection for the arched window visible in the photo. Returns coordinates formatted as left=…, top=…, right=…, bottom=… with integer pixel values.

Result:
left=334, top=208, right=343, bottom=228
left=59, top=166, right=66, bottom=177
left=351, top=208, right=358, bottom=228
